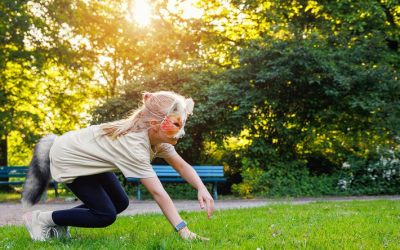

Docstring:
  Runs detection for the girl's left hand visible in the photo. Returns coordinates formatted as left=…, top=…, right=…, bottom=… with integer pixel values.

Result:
left=178, top=227, right=209, bottom=241
left=198, top=188, right=214, bottom=219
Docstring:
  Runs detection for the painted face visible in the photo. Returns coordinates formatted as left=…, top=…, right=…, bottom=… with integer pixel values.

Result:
left=160, top=99, right=194, bottom=139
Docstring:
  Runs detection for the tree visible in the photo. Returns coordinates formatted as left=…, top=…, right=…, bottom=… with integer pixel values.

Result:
left=37, top=0, right=398, bottom=197
left=90, top=0, right=400, bottom=197
left=1, top=0, right=99, bottom=168
left=196, top=0, right=400, bottom=196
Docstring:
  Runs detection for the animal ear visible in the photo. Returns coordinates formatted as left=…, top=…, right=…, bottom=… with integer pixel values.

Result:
left=185, top=99, right=194, bottom=115
left=169, top=99, right=179, bottom=113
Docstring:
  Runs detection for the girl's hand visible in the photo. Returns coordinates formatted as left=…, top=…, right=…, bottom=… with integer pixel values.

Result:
left=178, top=227, right=209, bottom=241
left=198, top=188, right=214, bottom=219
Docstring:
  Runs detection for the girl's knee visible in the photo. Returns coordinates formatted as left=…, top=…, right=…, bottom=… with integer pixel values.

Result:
left=116, top=195, right=129, bottom=214
left=97, top=213, right=117, bottom=227
left=121, top=195, right=129, bottom=210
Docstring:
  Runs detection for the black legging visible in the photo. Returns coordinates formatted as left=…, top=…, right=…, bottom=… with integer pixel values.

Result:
left=52, top=172, right=129, bottom=228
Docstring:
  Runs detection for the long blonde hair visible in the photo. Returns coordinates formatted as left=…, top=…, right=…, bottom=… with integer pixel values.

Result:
left=100, top=91, right=189, bottom=138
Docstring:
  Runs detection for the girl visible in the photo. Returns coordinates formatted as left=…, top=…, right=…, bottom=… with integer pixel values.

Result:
left=21, top=91, right=214, bottom=241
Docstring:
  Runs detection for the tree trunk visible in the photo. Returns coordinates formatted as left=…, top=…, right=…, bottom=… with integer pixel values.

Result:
left=0, top=135, right=11, bottom=192
left=0, top=135, right=7, bottom=166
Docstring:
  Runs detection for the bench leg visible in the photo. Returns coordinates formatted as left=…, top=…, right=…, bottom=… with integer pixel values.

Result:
left=214, top=182, right=218, bottom=200
left=41, top=182, right=59, bottom=202
left=42, top=192, right=47, bottom=202
left=54, top=182, right=59, bottom=197
left=138, top=181, right=141, bottom=201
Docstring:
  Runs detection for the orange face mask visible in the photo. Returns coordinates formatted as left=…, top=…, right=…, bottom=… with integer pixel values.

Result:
left=147, top=99, right=194, bottom=139
left=160, top=114, right=185, bottom=138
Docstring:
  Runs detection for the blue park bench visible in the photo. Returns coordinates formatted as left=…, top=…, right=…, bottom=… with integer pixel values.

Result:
left=0, top=166, right=59, bottom=201
left=126, top=165, right=226, bottom=201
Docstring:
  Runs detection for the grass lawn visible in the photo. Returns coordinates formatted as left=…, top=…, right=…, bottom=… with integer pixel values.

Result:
left=1, top=199, right=400, bottom=249
left=0, top=188, right=77, bottom=203
left=0, top=193, right=21, bottom=203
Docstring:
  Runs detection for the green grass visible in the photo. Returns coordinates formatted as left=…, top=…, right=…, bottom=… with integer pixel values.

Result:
left=2, top=199, right=400, bottom=249
left=0, top=193, right=21, bottom=203
left=0, top=187, right=79, bottom=203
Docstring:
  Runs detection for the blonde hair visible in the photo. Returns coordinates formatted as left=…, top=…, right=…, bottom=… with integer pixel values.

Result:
left=100, top=91, right=189, bottom=138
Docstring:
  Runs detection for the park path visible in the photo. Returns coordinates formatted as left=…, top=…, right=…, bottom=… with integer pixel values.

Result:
left=2, top=195, right=400, bottom=227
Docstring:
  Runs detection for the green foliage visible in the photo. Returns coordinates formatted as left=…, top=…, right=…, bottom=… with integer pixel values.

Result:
left=123, top=182, right=213, bottom=201
left=1, top=0, right=99, bottom=165
left=4, top=0, right=400, bottom=197
left=232, top=157, right=343, bottom=198
left=200, top=0, right=400, bottom=197
left=113, top=172, right=214, bottom=200
left=89, top=0, right=400, bottom=197
left=338, top=145, right=400, bottom=195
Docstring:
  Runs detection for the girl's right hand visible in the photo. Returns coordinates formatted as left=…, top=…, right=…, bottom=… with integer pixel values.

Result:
left=178, top=227, right=209, bottom=241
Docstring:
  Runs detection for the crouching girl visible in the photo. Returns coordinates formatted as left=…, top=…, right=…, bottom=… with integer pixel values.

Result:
left=21, top=91, right=214, bottom=241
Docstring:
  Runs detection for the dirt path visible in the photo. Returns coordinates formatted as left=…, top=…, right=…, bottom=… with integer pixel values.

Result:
left=2, top=195, right=400, bottom=227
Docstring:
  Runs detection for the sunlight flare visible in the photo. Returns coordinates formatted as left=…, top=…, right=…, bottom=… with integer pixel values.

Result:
left=132, top=0, right=152, bottom=26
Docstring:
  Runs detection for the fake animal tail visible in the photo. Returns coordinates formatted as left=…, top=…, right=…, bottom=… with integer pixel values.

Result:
left=21, top=134, right=58, bottom=210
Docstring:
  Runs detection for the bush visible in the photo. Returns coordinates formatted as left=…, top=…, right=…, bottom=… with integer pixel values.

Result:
left=338, top=145, right=400, bottom=195
left=116, top=173, right=214, bottom=200
left=232, top=158, right=345, bottom=198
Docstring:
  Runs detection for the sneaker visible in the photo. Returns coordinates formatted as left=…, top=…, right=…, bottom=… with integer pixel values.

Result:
left=51, top=226, right=73, bottom=239
left=22, top=210, right=55, bottom=241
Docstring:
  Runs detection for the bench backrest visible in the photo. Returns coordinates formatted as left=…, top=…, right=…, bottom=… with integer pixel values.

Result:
left=153, top=165, right=224, bottom=178
left=0, top=166, right=28, bottom=178
left=0, top=166, right=225, bottom=178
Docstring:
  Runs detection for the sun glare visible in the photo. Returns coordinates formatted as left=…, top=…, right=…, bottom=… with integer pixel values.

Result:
left=130, top=0, right=203, bottom=26
left=132, top=0, right=152, bottom=26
